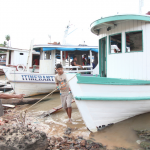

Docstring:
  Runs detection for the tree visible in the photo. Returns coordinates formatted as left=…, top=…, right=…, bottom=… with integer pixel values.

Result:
left=3, top=41, right=6, bottom=47
left=5, top=35, right=10, bottom=47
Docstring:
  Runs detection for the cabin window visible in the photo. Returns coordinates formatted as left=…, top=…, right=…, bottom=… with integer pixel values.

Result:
left=109, top=33, right=122, bottom=54
left=125, top=31, right=143, bottom=52
left=20, top=53, right=24, bottom=55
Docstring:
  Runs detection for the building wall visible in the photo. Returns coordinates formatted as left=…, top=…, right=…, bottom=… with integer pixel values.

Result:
left=99, top=20, right=150, bottom=80
left=13, top=51, right=28, bottom=66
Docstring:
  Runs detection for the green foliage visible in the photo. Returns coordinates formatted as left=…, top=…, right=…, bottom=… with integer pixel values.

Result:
left=5, top=35, right=10, bottom=41
left=3, top=41, right=6, bottom=47
left=0, top=51, right=5, bottom=53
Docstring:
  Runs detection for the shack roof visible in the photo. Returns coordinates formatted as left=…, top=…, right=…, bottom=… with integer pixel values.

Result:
left=0, top=46, right=29, bottom=52
left=91, top=14, right=150, bottom=35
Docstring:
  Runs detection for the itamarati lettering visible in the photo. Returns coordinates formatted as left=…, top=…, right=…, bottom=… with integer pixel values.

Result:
left=21, top=75, right=55, bottom=82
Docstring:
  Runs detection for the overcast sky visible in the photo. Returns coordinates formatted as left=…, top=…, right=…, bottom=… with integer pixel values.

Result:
left=0, top=0, right=149, bottom=49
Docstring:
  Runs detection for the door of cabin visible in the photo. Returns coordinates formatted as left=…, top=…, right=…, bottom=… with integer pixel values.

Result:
left=99, top=37, right=107, bottom=77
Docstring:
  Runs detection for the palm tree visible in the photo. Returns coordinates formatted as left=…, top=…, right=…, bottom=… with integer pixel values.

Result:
left=5, top=35, right=10, bottom=47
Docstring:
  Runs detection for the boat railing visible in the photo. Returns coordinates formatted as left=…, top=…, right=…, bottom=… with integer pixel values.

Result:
left=63, top=65, right=93, bottom=73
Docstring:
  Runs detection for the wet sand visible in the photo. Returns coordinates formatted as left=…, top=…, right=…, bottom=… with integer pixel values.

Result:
left=15, top=93, right=149, bottom=149
left=1, top=75, right=149, bottom=149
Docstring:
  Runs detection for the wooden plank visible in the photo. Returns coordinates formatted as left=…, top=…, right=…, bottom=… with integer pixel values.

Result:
left=133, top=20, right=138, bottom=80
left=146, top=23, right=150, bottom=80
left=2, top=104, right=15, bottom=108
left=137, top=21, right=143, bottom=79
left=0, top=85, right=13, bottom=91
left=128, top=20, right=134, bottom=79
left=1, top=98, right=45, bottom=105
left=141, top=21, right=147, bottom=80
left=44, top=100, right=75, bottom=116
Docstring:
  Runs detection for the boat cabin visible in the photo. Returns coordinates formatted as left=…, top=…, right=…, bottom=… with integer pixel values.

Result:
left=33, top=44, right=98, bottom=74
left=0, top=46, right=40, bottom=70
left=91, top=14, right=150, bottom=80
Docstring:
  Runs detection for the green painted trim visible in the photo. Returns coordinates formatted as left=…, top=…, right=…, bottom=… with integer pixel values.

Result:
left=109, top=33, right=122, bottom=54
left=75, top=96, right=150, bottom=101
left=91, top=14, right=150, bottom=35
left=125, top=51, right=143, bottom=53
left=99, top=37, right=107, bottom=77
left=125, top=30, right=143, bottom=53
left=99, top=39, right=101, bottom=76
left=76, top=74, right=150, bottom=85
left=105, top=36, right=107, bottom=77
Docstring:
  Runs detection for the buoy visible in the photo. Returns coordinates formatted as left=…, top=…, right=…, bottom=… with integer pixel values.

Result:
left=16, top=64, right=25, bottom=72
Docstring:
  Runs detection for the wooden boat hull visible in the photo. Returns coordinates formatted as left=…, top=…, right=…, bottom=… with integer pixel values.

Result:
left=66, top=73, right=150, bottom=132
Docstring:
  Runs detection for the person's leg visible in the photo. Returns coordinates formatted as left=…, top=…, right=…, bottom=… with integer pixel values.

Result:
left=67, top=107, right=72, bottom=119
left=65, top=107, right=72, bottom=118
left=65, top=108, right=69, bottom=116
left=66, top=93, right=73, bottom=122
left=60, top=94, right=68, bottom=116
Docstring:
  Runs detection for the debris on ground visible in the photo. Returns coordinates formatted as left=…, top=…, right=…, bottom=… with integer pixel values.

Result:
left=46, top=134, right=106, bottom=150
left=0, top=107, right=134, bottom=150
left=0, top=125, right=48, bottom=150
left=135, top=129, right=150, bottom=149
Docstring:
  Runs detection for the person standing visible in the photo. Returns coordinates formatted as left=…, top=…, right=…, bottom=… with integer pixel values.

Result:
left=82, top=55, right=86, bottom=66
left=33, top=57, right=39, bottom=65
left=55, top=64, right=72, bottom=123
left=71, top=56, right=83, bottom=70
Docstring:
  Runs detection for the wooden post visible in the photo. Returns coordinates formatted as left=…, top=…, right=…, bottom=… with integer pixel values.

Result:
left=68, top=55, right=70, bottom=66
left=40, top=48, right=43, bottom=60
left=60, top=51, right=63, bottom=64
left=51, top=50, right=56, bottom=71
left=6, top=50, right=9, bottom=66
left=90, top=50, right=92, bottom=66
left=0, top=99, right=4, bottom=117
left=43, top=51, right=45, bottom=60
left=63, top=51, right=66, bottom=66
left=90, top=50, right=93, bottom=72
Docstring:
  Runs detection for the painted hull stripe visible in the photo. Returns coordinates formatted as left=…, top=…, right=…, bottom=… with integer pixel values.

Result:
left=75, top=96, right=150, bottom=101
left=10, top=73, right=55, bottom=75
left=76, top=74, right=150, bottom=85
left=10, top=80, right=55, bottom=84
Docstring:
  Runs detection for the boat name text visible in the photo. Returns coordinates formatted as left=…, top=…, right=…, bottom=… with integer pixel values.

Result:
left=21, top=75, right=55, bottom=82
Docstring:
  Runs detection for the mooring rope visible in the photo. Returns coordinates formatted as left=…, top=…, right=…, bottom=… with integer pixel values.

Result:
left=21, top=74, right=77, bottom=125
left=14, top=70, right=16, bottom=93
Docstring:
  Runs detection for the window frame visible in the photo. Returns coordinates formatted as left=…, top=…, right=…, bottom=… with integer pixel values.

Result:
left=125, top=30, right=143, bottom=53
left=109, top=33, right=122, bottom=54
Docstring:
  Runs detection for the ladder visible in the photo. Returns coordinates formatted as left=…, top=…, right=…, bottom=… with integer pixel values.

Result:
left=25, top=39, right=34, bottom=72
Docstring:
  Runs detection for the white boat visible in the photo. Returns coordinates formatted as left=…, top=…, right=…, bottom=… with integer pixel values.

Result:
left=3, top=44, right=98, bottom=97
left=2, top=24, right=99, bottom=97
left=66, top=14, right=150, bottom=132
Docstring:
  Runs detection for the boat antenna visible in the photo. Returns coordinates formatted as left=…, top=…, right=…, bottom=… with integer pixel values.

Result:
left=48, top=34, right=51, bottom=43
left=139, top=0, right=144, bottom=14
left=62, top=21, right=72, bottom=45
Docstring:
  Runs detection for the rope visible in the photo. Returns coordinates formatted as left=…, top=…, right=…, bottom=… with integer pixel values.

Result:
left=14, top=70, right=16, bottom=93
left=21, top=74, right=77, bottom=124
left=4, top=70, right=8, bottom=93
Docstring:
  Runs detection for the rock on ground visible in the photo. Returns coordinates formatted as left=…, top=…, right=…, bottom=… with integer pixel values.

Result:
left=0, top=125, right=48, bottom=150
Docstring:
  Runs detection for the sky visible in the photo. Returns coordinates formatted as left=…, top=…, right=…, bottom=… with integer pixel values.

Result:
left=0, top=0, right=149, bottom=49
